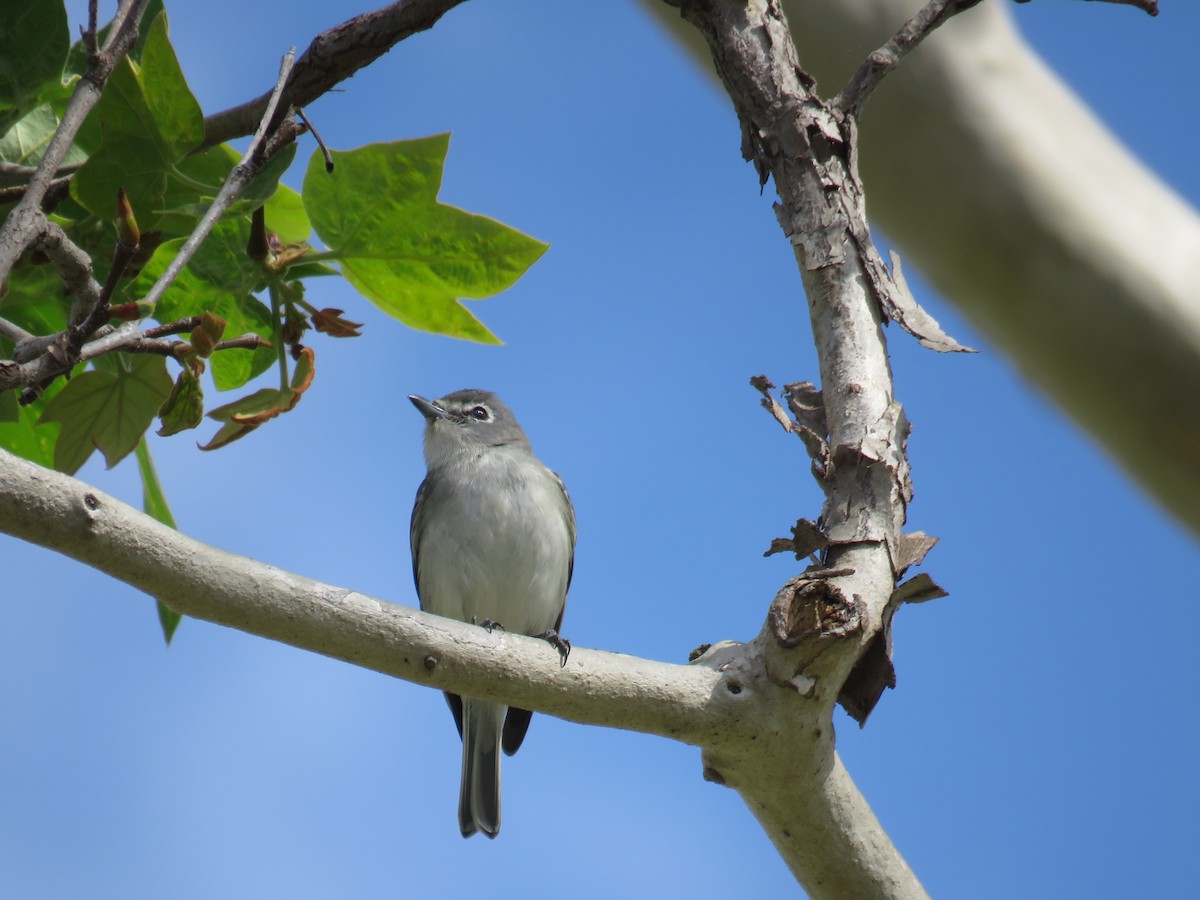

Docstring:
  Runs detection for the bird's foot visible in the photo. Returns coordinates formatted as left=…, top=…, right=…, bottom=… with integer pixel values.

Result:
left=537, top=629, right=571, bottom=667
left=473, top=617, right=505, bottom=634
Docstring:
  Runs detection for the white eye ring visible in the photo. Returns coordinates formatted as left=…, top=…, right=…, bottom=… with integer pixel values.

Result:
left=467, top=405, right=491, bottom=422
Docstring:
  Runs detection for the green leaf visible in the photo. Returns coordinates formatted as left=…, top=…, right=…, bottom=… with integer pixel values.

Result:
left=64, top=0, right=165, bottom=79
left=0, top=103, right=88, bottom=167
left=157, top=364, right=204, bottom=436
left=303, top=136, right=548, bottom=344
left=265, top=180, right=311, bottom=245
left=0, top=0, right=69, bottom=136
left=38, top=355, right=172, bottom=473
left=133, top=437, right=183, bottom=644
left=0, top=262, right=71, bottom=335
left=0, top=380, right=64, bottom=468
left=132, top=219, right=275, bottom=390
left=156, top=142, right=299, bottom=236
left=0, top=391, right=18, bottom=423
left=70, top=11, right=203, bottom=232
left=200, top=347, right=314, bottom=450
left=63, top=0, right=166, bottom=161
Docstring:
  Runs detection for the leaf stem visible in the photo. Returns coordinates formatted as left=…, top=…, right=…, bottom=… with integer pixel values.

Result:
left=268, top=281, right=289, bottom=391
left=133, top=436, right=182, bottom=643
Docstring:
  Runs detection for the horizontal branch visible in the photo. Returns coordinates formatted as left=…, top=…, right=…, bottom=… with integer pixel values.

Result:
left=0, top=448, right=717, bottom=743
left=0, top=444, right=922, bottom=897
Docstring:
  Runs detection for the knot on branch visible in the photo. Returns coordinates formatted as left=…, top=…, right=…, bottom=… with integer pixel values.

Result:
left=768, top=573, right=862, bottom=651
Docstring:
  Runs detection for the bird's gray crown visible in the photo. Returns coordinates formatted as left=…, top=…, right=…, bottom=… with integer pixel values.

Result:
left=409, top=389, right=531, bottom=450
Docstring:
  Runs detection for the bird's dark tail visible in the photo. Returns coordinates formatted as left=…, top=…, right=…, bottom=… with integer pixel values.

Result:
left=458, top=700, right=504, bottom=838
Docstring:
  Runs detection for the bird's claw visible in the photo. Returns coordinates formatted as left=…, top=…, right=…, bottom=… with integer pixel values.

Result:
left=537, top=629, right=571, bottom=667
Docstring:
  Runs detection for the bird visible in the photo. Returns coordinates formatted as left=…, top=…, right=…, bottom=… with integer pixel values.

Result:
left=408, top=389, right=575, bottom=838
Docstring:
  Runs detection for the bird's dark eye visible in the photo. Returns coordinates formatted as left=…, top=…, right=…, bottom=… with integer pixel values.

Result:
left=468, top=405, right=491, bottom=421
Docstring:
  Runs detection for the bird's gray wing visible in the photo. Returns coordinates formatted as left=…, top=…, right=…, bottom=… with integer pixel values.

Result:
left=502, top=468, right=576, bottom=758
left=410, top=475, right=431, bottom=596
left=411, top=474, right=466, bottom=740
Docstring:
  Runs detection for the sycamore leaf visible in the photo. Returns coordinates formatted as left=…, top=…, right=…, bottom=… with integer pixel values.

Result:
left=156, top=142, right=299, bottom=237
left=303, top=135, right=548, bottom=344
left=310, top=308, right=363, bottom=338
left=131, top=437, right=184, bottom=643
left=0, top=262, right=71, bottom=335
left=0, top=379, right=64, bottom=468
left=0, top=104, right=89, bottom=168
left=131, top=219, right=275, bottom=390
left=70, top=12, right=204, bottom=232
left=157, top=363, right=205, bottom=436
left=199, top=347, right=314, bottom=450
left=0, top=2, right=69, bottom=137
left=38, top=355, right=172, bottom=473
left=264, top=179, right=312, bottom=244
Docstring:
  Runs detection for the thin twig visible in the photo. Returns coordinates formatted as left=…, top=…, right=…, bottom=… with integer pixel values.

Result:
left=835, top=0, right=984, bottom=118
left=213, top=333, right=272, bottom=353
left=199, top=0, right=468, bottom=150
left=138, top=48, right=296, bottom=313
left=143, top=317, right=203, bottom=339
left=0, top=177, right=74, bottom=205
left=1, top=47, right=299, bottom=399
left=114, top=332, right=272, bottom=358
left=34, top=220, right=103, bottom=329
left=296, top=108, right=334, bottom=172
left=0, top=0, right=152, bottom=280
left=67, top=240, right=138, bottom=359
left=0, top=317, right=33, bottom=344
left=0, top=161, right=82, bottom=182
left=85, top=0, right=100, bottom=54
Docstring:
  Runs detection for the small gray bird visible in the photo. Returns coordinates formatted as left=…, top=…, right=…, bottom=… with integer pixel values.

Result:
left=409, top=389, right=575, bottom=839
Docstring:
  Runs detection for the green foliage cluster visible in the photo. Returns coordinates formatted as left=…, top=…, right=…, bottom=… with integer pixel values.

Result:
left=0, top=2, right=547, bottom=639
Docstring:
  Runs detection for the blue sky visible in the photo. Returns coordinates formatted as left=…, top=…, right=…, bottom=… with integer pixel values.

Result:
left=3, top=1, right=1198, bottom=897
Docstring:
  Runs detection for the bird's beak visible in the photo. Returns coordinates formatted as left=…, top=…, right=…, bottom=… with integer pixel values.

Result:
left=409, top=394, right=448, bottom=421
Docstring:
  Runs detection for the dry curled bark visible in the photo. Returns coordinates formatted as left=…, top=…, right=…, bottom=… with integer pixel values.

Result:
left=657, top=0, right=976, bottom=894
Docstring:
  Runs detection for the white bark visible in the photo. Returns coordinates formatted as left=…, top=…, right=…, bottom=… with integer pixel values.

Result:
left=0, top=445, right=923, bottom=898
left=646, top=0, right=1200, bottom=534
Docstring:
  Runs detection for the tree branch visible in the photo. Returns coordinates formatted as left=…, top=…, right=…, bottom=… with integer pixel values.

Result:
left=661, top=0, right=935, bottom=896
left=644, top=0, right=1200, bottom=534
left=199, top=0, right=469, bottom=151
left=0, top=445, right=717, bottom=740
left=0, top=438, right=917, bottom=900
left=139, top=49, right=297, bottom=314
left=0, top=0, right=153, bottom=280
left=0, top=48, right=298, bottom=399
left=835, top=0, right=983, bottom=117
